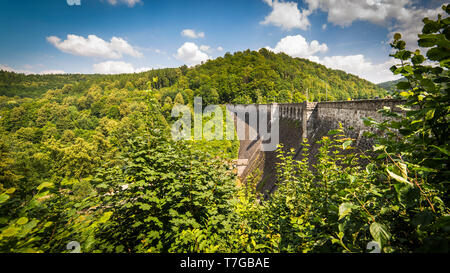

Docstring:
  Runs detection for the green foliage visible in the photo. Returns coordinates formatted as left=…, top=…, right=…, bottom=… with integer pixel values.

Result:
left=0, top=8, right=448, bottom=253
left=385, top=8, right=450, bottom=181
left=0, top=91, right=241, bottom=253
left=1, top=49, right=385, bottom=104
left=363, top=6, right=450, bottom=251
left=184, top=49, right=385, bottom=104
left=86, top=133, right=239, bottom=252
left=0, top=68, right=181, bottom=98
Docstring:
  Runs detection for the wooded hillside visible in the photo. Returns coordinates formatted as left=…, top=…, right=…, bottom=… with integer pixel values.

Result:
left=1, top=49, right=386, bottom=103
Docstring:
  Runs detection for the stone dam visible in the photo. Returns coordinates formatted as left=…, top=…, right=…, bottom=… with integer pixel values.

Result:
left=232, top=99, right=405, bottom=196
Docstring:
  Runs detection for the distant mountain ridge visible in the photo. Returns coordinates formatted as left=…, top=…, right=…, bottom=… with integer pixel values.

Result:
left=377, top=78, right=406, bottom=93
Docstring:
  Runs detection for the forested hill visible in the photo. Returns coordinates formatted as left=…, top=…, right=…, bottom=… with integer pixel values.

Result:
left=181, top=48, right=386, bottom=103
left=0, top=68, right=180, bottom=99
left=0, top=48, right=386, bottom=103
left=377, top=78, right=406, bottom=93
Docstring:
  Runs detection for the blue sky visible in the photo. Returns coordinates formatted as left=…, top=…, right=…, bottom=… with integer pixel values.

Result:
left=0, top=0, right=446, bottom=83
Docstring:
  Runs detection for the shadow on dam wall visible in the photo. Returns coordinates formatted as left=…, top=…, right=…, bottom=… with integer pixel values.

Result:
left=235, top=99, right=405, bottom=198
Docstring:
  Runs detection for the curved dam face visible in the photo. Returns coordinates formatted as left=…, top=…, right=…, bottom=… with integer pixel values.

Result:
left=234, top=99, right=405, bottom=196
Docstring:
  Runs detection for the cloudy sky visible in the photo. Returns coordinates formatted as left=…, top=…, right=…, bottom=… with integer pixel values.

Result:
left=0, top=0, right=446, bottom=83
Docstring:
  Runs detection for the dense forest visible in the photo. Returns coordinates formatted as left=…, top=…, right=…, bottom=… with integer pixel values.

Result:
left=0, top=7, right=448, bottom=253
left=1, top=48, right=386, bottom=103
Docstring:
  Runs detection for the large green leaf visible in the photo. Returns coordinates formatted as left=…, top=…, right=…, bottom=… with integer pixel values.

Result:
left=427, top=47, right=450, bottom=62
left=16, top=217, right=29, bottom=225
left=370, top=222, right=391, bottom=248
left=386, top=168, right=412, bottom=185
left=0, top=193, right=9, bottom=204
left=338, top=202, right=357, bottom=220
left=37, top=182, right=54, bottom=191
left=394, top=183, right=420, bottom=209
left=397, top=81, right=411, bottom=90
left=431, top=145, right=450, bottom=156
left=342, top=140, right=352, bottom=150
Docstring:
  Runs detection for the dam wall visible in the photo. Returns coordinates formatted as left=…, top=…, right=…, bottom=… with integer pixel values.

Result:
left=234, top=99, right=405, bottom=195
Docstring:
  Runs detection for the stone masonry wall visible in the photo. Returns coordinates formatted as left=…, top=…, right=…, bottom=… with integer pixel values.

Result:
left=235, top=99, right=405, bottom=195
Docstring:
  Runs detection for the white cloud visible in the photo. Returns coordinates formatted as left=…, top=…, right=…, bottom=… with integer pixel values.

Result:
left=266, top=35, right=328, bottom=58
left=312, top=55, right=401, bottom=84
left=302, top=0, right=444, bottom=48
left=199, top=45, right=225, bottom=54
left=174, top=42, right=210, bottom=65
left=260, top=0, right=443, bottom=50
left=134, top=67, right=153, bottom=73
left=388, top=6, right=442, bottom=49
left=266, top=35, right=400, bottom=83
left=200, top=45, right=211, bottom=52
left=262, top=0, right=273, bottom=6
left=259, top=1, right=445, bottom=83
left=40, top=70, right=65, bottom=75
left=93, top=61, right=152, bottom=74
left=261, top=0, right=311, bottom=30
left=181, top=29, right=205, bottom=39
left=47, top=34, right=143, bottom=59
left=305, top=0, right=411, bottom=27
left=106, top=0, right=142, bottom=7
left=93, top=61, right=135, bottom=74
